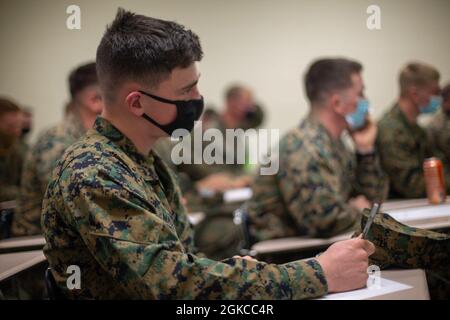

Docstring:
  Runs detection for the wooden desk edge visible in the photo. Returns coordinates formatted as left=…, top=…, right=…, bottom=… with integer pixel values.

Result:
left=0, top=251, right=46, bottom=282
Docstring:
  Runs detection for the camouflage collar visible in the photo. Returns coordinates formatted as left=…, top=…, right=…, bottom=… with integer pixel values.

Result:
left=392, top=104, right=426, bottom=138
left=300, top=115, right=347, bottom=160
left=93, top=116, right=159, bottom=182
left=302, top=115, right=336, bottom=142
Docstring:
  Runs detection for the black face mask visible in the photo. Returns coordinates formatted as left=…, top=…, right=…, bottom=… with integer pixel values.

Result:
left=21, top=127, right=31, bottom=137
left=138, top=90, right=204, bottom=136
left=244, top=108, right=257, bottom=120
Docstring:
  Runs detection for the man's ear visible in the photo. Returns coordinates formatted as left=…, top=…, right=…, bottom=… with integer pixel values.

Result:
left=125, top=91, right=146, bottom=117
left=408, top=86, right=419, bottom=103
left=330, top=93, right=345, bottom=116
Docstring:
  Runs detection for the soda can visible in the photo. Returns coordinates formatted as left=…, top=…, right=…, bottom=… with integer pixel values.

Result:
left=423, top=157, right=446, bottom=204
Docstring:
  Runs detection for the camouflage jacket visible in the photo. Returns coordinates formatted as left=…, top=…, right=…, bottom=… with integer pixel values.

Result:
left=42, top=116, right=328, bottom=300
left=427, top=109, right=450, bottom=163
left=377, top=104, right=450, bottom=199
left=12, top=111, right=85, bottom=236
left=248, top=116, right=389, bottom=242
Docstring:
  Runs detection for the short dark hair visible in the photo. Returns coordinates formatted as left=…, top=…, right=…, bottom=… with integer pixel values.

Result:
left=68, top=62, right=98, bottom=98
left=304, top=58, right=363, bottom=105
left=96, top=8, right=203, bottom=103
left=441, top=83, right=450, bottom=101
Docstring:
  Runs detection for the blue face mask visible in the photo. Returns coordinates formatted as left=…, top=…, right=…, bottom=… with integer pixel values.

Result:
left=345, top=98, right=370, bottom=130
left=420, top=96, right=442, bottom=114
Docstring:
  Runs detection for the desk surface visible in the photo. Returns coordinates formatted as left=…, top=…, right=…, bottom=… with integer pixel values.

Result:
left=252, top=198, right=450, bottom=255
left=318, top=269, right=429, bottom=300
left=378, top=269, right=429, bottom=300
left=382, top=196, right=450, bottom=211
left=0, top=200, right=16, bottom=210
left=0, top=250, right=46, bottom=282
left=0, top=235, right=46, bottom=253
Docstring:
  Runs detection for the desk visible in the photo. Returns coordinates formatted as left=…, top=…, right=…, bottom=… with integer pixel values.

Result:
left=252, top=198, right=450, bottom=256
left=0, top=235, right=46, bottom=254
left=384, top=198, right=450, bottom=230
left=0, top=200, right=16, bottom=210
left=382, top=196, right=450, bottom=211
left=377, top=269, right=429, bottom=300
left=318, top=269, right=429, bottom=300
left=0, top=250, right=46, bottom=282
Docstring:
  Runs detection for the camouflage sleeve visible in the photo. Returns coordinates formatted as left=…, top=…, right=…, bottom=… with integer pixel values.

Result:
left=427, top=119, right=440, bottom=150
left=424, top=126, right=450, bottom=193
left=427, top=113, right=450, bottom=164
left=171, top=183, right=198, bottom=254
left=352, top=152, right=389, bottom=203
left=11, top=149, right=43, bottom=236
left=378, top=131, right=428, bottom=198
left=278, top=153, right=360, bottom=238
left=63, top=171, right=328, bottom=299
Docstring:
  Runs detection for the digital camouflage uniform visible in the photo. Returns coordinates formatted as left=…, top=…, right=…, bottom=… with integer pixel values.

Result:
left=427, top=108, right=450, bottom=163
left=153, top=135, right=243, bottom=260
left=153, top=137, right=177, bottom=172
left=42, top=117, right=328, bottom=299
left=247, top=116, right=389, bottom=242
left=377, top=104, right=450, bottom=199
left=356, top=209, right=449, bottom=299
left=12, top=111, right=85, bottom=236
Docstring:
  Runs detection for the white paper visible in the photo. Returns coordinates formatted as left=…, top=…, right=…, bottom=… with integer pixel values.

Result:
left=223, top=188, right=253, bottom=203
left=317, top=278, right=412, bottom=300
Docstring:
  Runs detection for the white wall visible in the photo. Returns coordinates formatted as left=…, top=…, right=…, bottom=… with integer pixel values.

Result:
left=1, top=0, right=449, bottom=142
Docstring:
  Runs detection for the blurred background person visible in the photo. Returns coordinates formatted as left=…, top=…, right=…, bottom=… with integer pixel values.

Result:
left=247, top=58, right=388, bottom=242
left=427, top=82, right=450, bottom=163
left=153, top=85, right=265, bottom=259
left=0, top=97, right=26, bottom=203
left=178, top=84, right=264, bottom=194
left=377, top=62, right=449, bottom=199
left=20, top=107, right=33, bottom=143
left=12, top=62, right=103, bottom=236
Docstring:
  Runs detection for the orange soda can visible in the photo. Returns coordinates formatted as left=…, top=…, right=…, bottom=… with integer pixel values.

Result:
left=423, top=157, right=446, bottom=204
